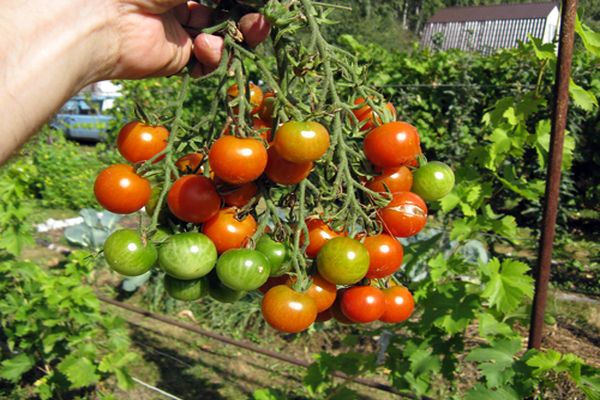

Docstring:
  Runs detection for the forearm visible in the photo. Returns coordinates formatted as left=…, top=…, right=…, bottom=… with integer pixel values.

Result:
left=0, top=0, right=114, bottom=162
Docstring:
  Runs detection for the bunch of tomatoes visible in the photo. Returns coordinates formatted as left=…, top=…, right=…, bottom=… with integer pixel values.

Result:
left=94, top=82, right=455, bottom=334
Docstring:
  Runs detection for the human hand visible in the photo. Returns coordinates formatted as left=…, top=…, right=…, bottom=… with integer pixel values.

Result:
left=103, top=0, right=270, bottom=80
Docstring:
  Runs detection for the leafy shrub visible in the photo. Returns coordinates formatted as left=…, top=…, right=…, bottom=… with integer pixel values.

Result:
left=0, top=251, right=136, bottom=399
left=26, top=129, right=120, bottom=210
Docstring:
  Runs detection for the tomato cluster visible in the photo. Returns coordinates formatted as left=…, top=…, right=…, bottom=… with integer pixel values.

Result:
left=95, top=83, right=455, bottom=334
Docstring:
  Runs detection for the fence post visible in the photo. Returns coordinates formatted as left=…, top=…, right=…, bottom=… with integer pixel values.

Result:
left=528, top=0, right=578, bottom=350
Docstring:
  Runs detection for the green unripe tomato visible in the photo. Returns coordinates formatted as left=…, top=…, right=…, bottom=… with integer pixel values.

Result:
left=317, top=237, right=369, bottom=285
left=207, top=273, right=247, bottom=303
left=104, top=229, right=157, bottom=276
left=216, top=249, right=270, bottom=291
left=411, top=161, right=455, bottom=201
left=164, top=275, right=207, bottom=301
left=158, top=232, right=217, bottom=280
left=256, top=235, right=290, bottom=276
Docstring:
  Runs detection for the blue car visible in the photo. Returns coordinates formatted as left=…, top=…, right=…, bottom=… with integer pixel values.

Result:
left=51, top=95, right=117, bottom=141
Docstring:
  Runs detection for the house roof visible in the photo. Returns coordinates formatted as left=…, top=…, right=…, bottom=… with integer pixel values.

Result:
left=428, top=2, right=559, bottom=23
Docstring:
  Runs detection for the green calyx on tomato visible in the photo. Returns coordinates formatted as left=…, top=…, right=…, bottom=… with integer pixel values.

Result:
left=255, top=235, right=290, bottom=276
left=316, top=237, right=370, bottom=285
left=411, top=161, right=455, bottom=201
left=164, top=274, right=207, bottom=301
left=104, top=229, right=157, bottom=277
left=216, top=249, right=271, bottom=291
left=158, top=232, right=217, bottom=280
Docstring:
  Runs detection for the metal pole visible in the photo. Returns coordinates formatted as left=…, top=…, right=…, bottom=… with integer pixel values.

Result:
left=528, top=0, right=578, bottom=350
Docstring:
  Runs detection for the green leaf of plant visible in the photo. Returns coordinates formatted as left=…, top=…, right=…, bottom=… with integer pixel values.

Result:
left=465, top=384, right=521, bottom=400
left=0, top=353, right=34, bottom=382
left=57, top=355, right=99, bottom=389
left=477, top=313, right=514, bottom=339
left=481, top=259, right=534, bottom=314
left=569, top=78, right=598, bottom=111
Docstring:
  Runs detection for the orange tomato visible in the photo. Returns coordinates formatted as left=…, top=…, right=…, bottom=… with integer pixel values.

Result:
left=227, top=83, right=264, bottom=114
left=265, top=146, right=313, bottom=185
left=175, top=153, right=204, bottom=175
left=94, top=164, right=151, bottom=214
left=220, top=182, right=258, bottom=208
left=208, top=136, right=267, bottom=185
left=167, top=175, right=221, bottom=223
left=366, top=166, right=413, bottom=194
left=202, top=208, right=257, bottom=253
left=117, top=121, right=169, bottom=163
left=273, top=121, right=330, bottom=163
left=363, top=121, right=421, bottom=168
left=352, top=97, right=396, bottom=131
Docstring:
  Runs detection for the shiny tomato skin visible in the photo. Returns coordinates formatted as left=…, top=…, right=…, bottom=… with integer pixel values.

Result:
left=302, top=219, right=343, bottom=259
left=411, top=161, right=455, bottom=201
left=353, top=97, right=396, bottom=131
left=305, top=274, right=337, bottom=312
left=94, top=164, right=151, bottom=214
left=378, top=192, right=428, bottom=238
left=216, top=249, right=270, bottom=291
left=366, top=166, right=413, bottom=194
left=273, top=121, right=330, bottom=163
left=158, top=232, right=217, bottom=280
left=262, top=285, right=317, bottom=333
left=363, top=121, right=422, bottom=168
left=220, top=182, right=258, bottom=208
left=265, top=146, right=313, bottom=185
left=255, top=235, right=289, bottom=276
left=117, top=121, right=169, bottom=163
left=317, top=237, right=370, bottom=285
left=202, top=208, right=257, bottom=254
left=363, top=234, right=404, bottom=279
left=380, top=286, right=415, bottom=323
left=341, top=286, right=385, bottom=323
left=167, top=175, right=221, bottom=223
left=227, top=83, right=264, bottom=114
left=175, top=153, right=204, bottom=175
left=208, top=136, right=267, bottom=185
left=103, top=229, right=157, bottom=276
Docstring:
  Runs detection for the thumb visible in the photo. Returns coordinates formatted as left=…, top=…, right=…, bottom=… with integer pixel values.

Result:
left=142, top=0, right=188, bottom=14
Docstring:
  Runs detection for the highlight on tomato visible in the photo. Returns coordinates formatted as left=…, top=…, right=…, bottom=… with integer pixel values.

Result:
left=378, top=191, right=428, bottom=238
left=363, top=121, right=422, bottom=168
left=117, top=121, right=169, bottom=163
left=208, top=136, right=267, bottom=185
left=94, top=164, right=151, bottom=214
left=202, top=208, right=257, bottom=254
left=273, top=121, right=330, bottom=163
left=261, top=285, right=317, bottom=333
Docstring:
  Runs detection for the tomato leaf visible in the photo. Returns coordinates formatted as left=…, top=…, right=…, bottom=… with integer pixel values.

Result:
left=481, top=259, right=534, bottom=314
left=569, top=78, right=598, bottom=111
left=0, top=353, right=35, bottom=382
left=57, top=355, right=100, bottom=389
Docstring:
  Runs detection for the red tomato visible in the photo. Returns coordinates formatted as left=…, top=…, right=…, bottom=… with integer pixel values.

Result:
left=341, top=286, right=385, bottom=323
left=227, top=83, right=263, bottom=114
left=273, top=121, right=330, bottom=163
left=363, top=121, right=421, bottom=168
left=378, top=192, right=428, bottom=238
left=363, top=234, right=404, bottom=279
left=202, top=208, right=257, bottom=253
left=208, top=136, right=267, bottom=185
left=366, top=166, right=413, bottom=194
left=117, top=121, right=169, bottom=163
left=352, top=97, right=396, bottom=131
left=220, top=182, right=258, bottom=208
left=94, top=164, right=151, bottom=214
left=304, top=274, right=337, bottom=313
left=302, top=218, right=344, bottom=258
left=252, top=118, right=272, bottom=142
left=167, top=175, right=221, bottom=223
left=330, top=293, right=354, bottom=324
left=380, top=286, right=414, bottom=323
left=262, top=285, right=317, bottom=333
left=265, top=146, right=313, bottom=185
left=175, top=153, right=204, bottom=175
